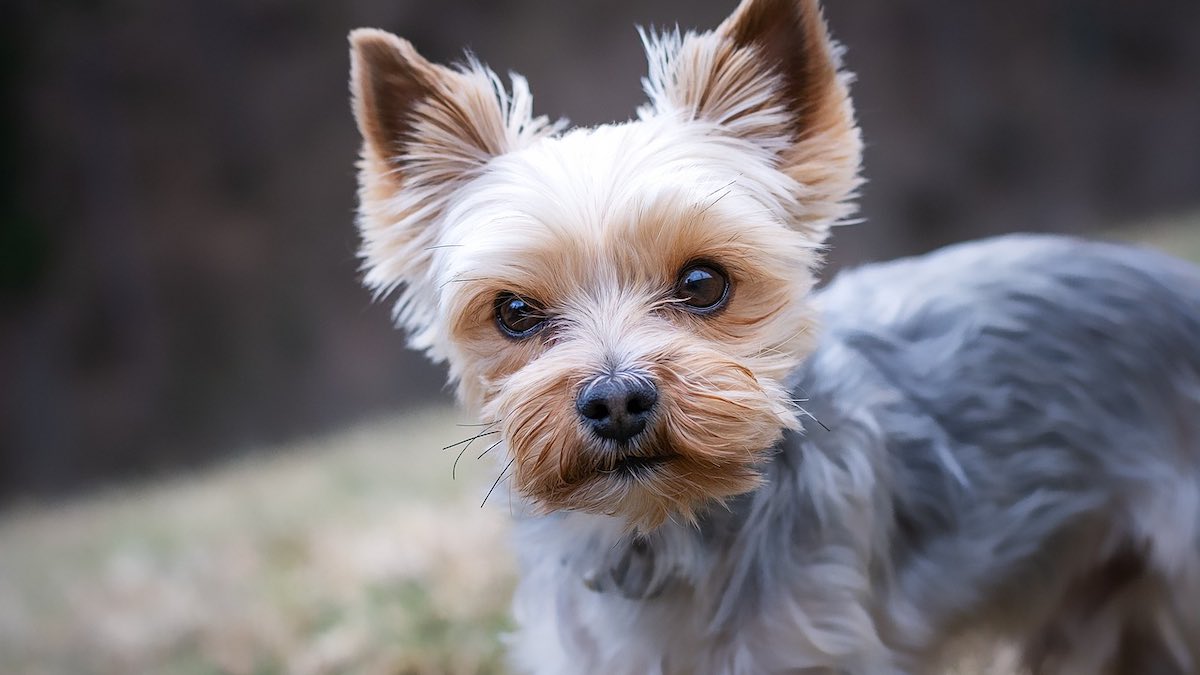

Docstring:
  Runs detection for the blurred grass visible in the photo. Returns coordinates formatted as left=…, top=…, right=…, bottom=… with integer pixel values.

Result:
left=1, top=216, right=1197, bottom=675
left=0, top=408, right=514, bottom=675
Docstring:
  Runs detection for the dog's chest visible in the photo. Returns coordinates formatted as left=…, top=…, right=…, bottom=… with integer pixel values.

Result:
left=505, top=511, right=889, bottom=674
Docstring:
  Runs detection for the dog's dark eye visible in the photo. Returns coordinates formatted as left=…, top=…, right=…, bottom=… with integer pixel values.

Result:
left=495, top=292, right=547, bottom=338
left=675, top=263, right=730, bottom=312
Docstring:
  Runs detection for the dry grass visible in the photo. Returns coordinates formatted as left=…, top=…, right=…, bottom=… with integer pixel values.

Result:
left=0, top=408, right=515, bottom=675
left=3, top=217, right=1197, bottom=675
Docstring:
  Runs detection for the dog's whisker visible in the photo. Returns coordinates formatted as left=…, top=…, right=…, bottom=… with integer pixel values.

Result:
left=482, top=458, right=516, bottom=508
left=442, top=428, right=500, bottom=450
left=796, top=406, right=831, bottom=432
left=668, top=362, right=721, bottom=391
left=450, top=423, right=503, bottom=480
left=442, top=428, right=500, bottom=451
left=451, top=443, right=471, bottom=480
left=703, top=178, right=737, bottom=199
left=757, top=326, right=813, bottom=354
left=477, top=438, right=503, bottom=460
left=696, top=187, right=735, bottom=216
left=438, top=276, right=486, bottom=289
left=753, top=345, right=788, bottom=358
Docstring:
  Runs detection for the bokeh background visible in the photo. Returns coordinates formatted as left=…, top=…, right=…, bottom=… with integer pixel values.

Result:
left=1, top=0, right=1199, bottom=673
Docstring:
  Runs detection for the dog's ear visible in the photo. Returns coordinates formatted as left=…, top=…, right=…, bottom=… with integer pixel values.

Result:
left=349, top=30, right=555, bottom=355
left=350, top=30, right=529, bottom=185
left=640, top=0, right=861, bottom=237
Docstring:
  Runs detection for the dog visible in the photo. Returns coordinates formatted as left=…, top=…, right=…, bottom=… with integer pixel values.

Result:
left=346, top=0, right=1200, bottom=671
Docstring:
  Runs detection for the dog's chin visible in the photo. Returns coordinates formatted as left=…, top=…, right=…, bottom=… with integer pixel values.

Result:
left=518, top=434, right=772, bottom=532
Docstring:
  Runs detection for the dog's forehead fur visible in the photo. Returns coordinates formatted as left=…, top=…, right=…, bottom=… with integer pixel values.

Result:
left=434, top=116, right=817, bottom=314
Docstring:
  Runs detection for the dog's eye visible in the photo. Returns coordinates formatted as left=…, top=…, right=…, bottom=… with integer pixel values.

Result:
left=675, top=263, right=730, bottom=312
left=495, top=292, right=547, bottom=338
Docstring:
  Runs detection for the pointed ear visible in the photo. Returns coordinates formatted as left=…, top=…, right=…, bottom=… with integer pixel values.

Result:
left=348, top=29, right=555, bottom=355
left=351, top=29, right=533, bottom=184
left=640, top=0, right=861, bottom=236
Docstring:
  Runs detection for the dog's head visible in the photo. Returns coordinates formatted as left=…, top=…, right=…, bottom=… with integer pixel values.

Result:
left=349, top=0, right=860, bottom=529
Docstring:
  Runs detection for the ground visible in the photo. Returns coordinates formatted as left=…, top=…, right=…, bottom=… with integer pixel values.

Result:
left=2, top=221, right=1197, bottom=675
left=0, top=409, right=513, bottom=675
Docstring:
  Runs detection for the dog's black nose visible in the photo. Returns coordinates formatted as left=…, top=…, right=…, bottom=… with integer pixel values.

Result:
left=576, top=374, right=658, bottom=443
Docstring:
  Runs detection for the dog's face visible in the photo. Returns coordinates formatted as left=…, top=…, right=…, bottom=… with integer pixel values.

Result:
left=349, top=0, right=860, bottom=528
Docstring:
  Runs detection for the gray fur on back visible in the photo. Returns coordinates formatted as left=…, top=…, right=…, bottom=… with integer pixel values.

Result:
left=507, top=235, right=1200, bottom=674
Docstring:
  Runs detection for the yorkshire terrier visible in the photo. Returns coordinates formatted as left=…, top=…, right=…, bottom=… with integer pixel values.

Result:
left=346, top=0, right=1200, bottom=672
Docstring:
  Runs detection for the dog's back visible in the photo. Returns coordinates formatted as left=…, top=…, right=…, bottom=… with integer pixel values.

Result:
left=809, top=234, right=1200, bottom=671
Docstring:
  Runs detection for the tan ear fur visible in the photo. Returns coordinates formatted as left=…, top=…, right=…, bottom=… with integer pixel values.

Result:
left=640, top=0, right=862, bottom=236
left=348, top=29, right=556, bottom=355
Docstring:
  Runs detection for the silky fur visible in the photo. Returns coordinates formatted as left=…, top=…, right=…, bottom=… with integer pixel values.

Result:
left=348, top=0, right=1200, bottom=672
left=349, top=0, right=855, bottom=528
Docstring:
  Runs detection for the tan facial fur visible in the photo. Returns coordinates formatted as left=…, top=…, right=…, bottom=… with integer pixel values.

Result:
left=349, top=0, right=861, bottom=529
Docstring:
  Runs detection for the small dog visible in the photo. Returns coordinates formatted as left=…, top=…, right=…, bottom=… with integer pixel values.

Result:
left=347, top=0, right=1200, bottom=672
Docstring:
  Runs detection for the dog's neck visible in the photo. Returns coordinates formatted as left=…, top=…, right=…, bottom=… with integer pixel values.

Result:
left=511, top=334, right=910, bottom=621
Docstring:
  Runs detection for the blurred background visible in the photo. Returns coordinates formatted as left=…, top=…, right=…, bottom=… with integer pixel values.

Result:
left=1, top=0, right=1198, bottom=673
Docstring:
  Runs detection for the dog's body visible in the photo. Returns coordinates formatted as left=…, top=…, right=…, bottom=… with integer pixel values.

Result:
left=346, top=0, right=1200, bottom=671
left=510, top=235, right=1200, bottom=674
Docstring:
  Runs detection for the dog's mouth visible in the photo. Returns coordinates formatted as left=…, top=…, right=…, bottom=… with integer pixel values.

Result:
left=598, top=453, right=676, bottom=477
